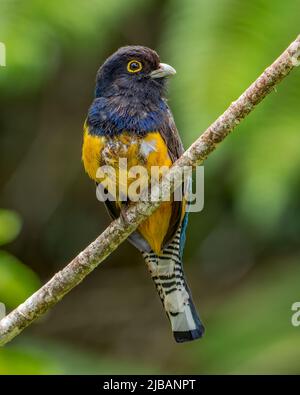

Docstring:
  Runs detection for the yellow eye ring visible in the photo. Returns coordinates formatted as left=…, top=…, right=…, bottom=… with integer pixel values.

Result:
left=127, top=60, right=142, bottom=73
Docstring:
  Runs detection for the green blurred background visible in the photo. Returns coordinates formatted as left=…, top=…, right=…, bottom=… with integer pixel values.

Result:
left=0, top=0, right=300, bottom=374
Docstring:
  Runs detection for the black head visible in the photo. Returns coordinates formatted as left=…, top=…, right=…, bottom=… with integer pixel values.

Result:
left=95, top=46, right=176, bottom=101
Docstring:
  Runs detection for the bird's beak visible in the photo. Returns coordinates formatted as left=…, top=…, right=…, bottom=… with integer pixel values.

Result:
left=150, top=63, right=176, bottom=79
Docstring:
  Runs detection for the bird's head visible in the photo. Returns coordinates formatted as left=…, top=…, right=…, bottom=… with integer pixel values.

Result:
left=95, top=46, right=176, bottom=100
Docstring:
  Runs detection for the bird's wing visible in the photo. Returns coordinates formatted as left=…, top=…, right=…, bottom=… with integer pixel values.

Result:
left=160, top=106, right=185, bottom=161
left=159, top=106, right=186, bottom=247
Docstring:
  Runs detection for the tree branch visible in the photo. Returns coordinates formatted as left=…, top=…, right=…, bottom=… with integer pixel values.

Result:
left=0, top=35, right=299, bottom=347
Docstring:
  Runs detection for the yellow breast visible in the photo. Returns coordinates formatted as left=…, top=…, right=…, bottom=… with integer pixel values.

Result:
left=82, top=126, right=175, bottom=254
left=82, top=124, right=106, bottom=180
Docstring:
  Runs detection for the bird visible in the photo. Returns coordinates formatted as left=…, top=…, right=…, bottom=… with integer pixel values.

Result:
left=82, top=45, right=205, bottom=342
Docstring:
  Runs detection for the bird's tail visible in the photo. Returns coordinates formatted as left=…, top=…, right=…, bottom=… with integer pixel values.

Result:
left=142, top=230, right=205, bottom=343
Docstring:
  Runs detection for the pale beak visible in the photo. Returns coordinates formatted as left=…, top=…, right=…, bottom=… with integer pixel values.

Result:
left=150, top=63, right=176, bottom=79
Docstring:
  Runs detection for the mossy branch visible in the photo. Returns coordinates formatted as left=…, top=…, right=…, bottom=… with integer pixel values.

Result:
left=0, top=35, right=299, bottom=347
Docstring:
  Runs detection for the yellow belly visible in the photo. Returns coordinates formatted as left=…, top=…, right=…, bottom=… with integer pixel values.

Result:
left=82, top=128, right=173, bottom=254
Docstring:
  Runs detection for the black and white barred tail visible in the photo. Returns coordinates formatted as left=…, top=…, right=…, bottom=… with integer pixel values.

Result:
left=142, top=227, right=205, bottom=343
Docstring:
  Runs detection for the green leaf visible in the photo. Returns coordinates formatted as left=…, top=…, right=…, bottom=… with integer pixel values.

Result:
left=0, top=251, right=40, bottom=308
left=0, top=209, right=22, bottom=246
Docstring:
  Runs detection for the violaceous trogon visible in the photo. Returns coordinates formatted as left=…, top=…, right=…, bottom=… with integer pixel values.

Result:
left=82, top=46, right=205, bottom=342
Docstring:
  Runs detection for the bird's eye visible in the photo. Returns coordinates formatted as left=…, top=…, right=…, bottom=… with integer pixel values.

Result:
left=127, top=60, right=142, bottom=73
